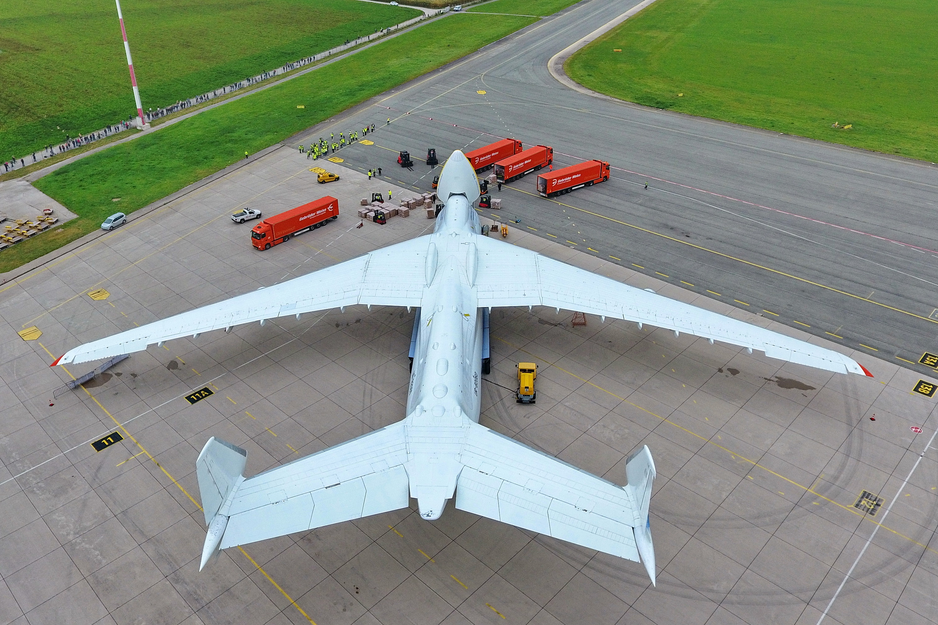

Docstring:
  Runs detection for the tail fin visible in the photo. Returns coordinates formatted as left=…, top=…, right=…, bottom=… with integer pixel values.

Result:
left=626, top=445, right=656, bottom=586
left=196, top=437, right=246, bottom=570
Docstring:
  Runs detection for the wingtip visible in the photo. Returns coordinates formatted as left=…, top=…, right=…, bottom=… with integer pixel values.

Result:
left=859, top=363, right=873, bottom=378
left=50, top=355, right=63, bottom=367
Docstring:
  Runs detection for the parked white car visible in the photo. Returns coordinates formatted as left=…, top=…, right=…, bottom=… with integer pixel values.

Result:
left=101, top=213, right=126, bottom=231
left=231, top=208, right=262, bottom=223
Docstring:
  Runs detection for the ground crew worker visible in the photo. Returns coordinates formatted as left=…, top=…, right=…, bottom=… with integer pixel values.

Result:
left=387, top=118, right=390, bottom=125
left=331, top=133, right=334, bottom=141
left=388, top=189, right=392, bottom=199
left=371, top=124, right=375, bottom=132
left=378, top=167, right=382, bottom=175
left=497, top=181, right=502, bottom=191
left=368, top=170, right=372, bottom=179
left=299, top=145, right=304, bottom=153
left=244, top=151, right=249, bottom=159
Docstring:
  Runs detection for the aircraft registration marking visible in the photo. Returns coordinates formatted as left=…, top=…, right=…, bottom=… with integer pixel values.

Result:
left=92, top=431, right=124, bottom=452
left=913, top=380, right=937, bottom=398
left=186, top=386, right=215, bottom=405
left=854, top=490, right=884, bottom=516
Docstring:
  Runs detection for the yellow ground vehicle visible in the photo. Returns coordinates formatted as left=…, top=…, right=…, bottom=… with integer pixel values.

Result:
left=317, top=171, right=340, bottom=183
left=516, top=362, right=537, bottom=403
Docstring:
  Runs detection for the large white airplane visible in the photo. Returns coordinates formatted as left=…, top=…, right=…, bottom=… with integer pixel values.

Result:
left=53, top=150, right=872, bottom=586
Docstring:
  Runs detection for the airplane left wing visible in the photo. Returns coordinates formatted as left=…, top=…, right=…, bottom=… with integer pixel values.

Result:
left=472, top=236, right=870, bottom=377
left=53, top=236, right=432, bottom=365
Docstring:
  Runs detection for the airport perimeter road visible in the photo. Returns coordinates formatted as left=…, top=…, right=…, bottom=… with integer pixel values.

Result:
left=304, top=0, right=938, bottom=377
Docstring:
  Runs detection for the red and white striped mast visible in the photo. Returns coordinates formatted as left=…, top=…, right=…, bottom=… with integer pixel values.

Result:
left=115, top=0, right=147, bottom=128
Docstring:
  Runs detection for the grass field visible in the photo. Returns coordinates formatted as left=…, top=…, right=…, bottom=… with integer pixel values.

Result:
left=0, top=0, right=419, bottom=159
left=4, top=13, right=537, bottom=273
left=566, top=0, right=938, bottom=161
left=468, top=0, right=581, bottom=16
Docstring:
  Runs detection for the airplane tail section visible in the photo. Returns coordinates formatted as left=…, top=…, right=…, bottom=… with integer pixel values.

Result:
left=626, top=446, right=657, bottom=586
left=196, top=437, right=246, bottom=570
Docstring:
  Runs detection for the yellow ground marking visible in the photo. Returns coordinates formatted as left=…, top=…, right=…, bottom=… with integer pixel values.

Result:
left=266, top=428, right=278, bottom=437
left=681, top=281, right=694, bottom=287
left=492, top=335, right=938, bottom=558
left=450, top=575, right=468, bottom=589
left=527, top=226, right=537, bottom=231
left=763, top=309, right=779, bottom=316
left=546, top=233, right=557, bottom=238
left=209, top=382, right=219, bottom=390
left=87, top=288, right=110, bottom=301
left=163, top=345, right=170, bottom=351
left=655, top=272, right=669, bottom=278
left=177, top=357, right=186, bottom=365
left=535, top=195, right=938, bottom=326
left=587, top=247, right=598, bottom=253
left=191, top=368, right=200, bottom=376
left=794, top=320, right=810, bottom=327
left=477, top=90, right=487, bottom=94
left=707, top=289, right=721, bottom=296
left=116, top=450, right=146, bottom=467
left=18, top=327, right=41, bottom=341
left=327, top=157, right=343, bottom=163
left=565, top=240, right=577, bottom=246
left=16, top=163, right=318, bottom=328
left=486, top=603, right=506, bottom=619
left=897, top=356, right=915, bottom=365
left=40, top=340, right=317, bottom=624
left=389, top=525, right=404, bottom=538
left=359, top=139, right=374, bottom=145
left=286, top=444, right=298, bottom=453
left=734, top=299, right=749, bottom=306
left=245, top=411, right=256, bottom=420
left=238, top=548, right=317, bottom=624
left=109, top=302, right=115, bottom=308
left=418, top=549, right=435, bottom=562
left=826, top=332, right=843, bottom=339
left=609, top=255, right=621, bottom=261
left=632, top=263, right=644, bottom=269
left=227, top=396, right=237, bottom=404
left=860, top=344, right=879, bottom=351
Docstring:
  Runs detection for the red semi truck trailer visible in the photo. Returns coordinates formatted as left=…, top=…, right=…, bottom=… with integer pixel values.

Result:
left=494, top=145, right=553, bottom=184
left=464, top=138, right=523, bottom=172
left=536, top=160, right=610, bottom=197
left=251, top=196, right=338, bottom=250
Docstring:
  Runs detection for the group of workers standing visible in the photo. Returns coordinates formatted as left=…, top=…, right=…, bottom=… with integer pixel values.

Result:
left=298, top=123, right=378, bottom=160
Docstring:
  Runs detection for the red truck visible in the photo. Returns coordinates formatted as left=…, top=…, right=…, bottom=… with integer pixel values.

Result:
left=251, top=196, right=338, bottom=250
left=536, top=160, right=610, bottom=197
left=465, top=138, right=522, bottom=172
left=494, top=145, right=553, bottom=184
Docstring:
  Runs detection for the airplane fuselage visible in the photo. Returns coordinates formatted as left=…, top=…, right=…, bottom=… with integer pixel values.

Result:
left=401, top=194, right=484, bottom=519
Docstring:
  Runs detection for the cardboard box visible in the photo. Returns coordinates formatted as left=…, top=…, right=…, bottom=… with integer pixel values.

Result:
left=427, top=208, right=435, bottom=219
left=491, top=198, right=502, bottom=209
left=399, top=208, right=410, bottom=218
left=360, top=198, right=369, bottom=206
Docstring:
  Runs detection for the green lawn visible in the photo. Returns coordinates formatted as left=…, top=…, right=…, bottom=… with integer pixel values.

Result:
left=566, top=0, right=938, bottom=161
left=6, top=13, right=536, bottom=273
left=0, top=0, right=420, bottom=158
left=469, top=0, right=581, bottom=16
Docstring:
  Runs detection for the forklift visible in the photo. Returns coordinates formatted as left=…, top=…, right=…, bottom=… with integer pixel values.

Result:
left=478, top=194, right=491, bottom=209
left=426, top=149, right=438, bottom=166
left=373, top=210, right=386, bottom=225
left=432, top=175, right=439, bottom=190
left=397, top=150, right=413, bottom=167
left=479, top=179, right=488, bottom=194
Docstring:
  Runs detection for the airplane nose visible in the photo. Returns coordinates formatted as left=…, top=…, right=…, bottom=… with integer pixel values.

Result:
left=437, top=150, right=480, bottom=205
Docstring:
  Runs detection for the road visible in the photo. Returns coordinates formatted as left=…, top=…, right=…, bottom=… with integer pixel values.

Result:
left=302, top=0, right=938, bottom=378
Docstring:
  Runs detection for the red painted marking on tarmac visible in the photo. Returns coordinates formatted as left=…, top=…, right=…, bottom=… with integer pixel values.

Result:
left=911, top=426, right=923, bottom=434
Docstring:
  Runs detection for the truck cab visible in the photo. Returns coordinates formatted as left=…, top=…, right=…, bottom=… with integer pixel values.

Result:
left=516, top=362, right=537, bottom=403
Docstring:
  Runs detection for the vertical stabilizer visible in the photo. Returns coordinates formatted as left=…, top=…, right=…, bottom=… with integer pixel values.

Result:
left=626, top=445, right=657, bottom=585
left=196, top=437, right=246, bottom=525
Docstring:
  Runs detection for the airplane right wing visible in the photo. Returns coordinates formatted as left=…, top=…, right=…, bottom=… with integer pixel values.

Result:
left=471, top=236, right=870, bottom=377
left=456, top=423, right=658, bottom=584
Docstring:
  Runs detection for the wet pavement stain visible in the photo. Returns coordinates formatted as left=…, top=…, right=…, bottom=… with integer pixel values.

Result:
left=82, top=372, right=111, bottom=388
left=717, top=367, right=740, bottom=376
left=166, top=360, right=179, bottom=370
left=769, top=376, right=815, bottom=391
